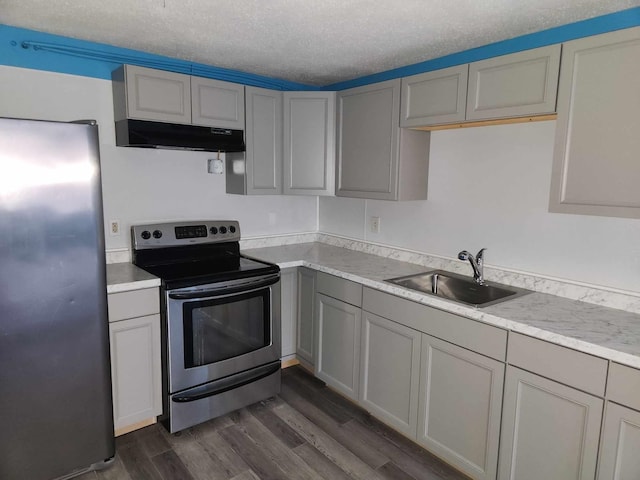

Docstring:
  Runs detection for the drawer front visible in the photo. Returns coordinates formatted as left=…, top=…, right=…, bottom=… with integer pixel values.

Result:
left=508, top=332, right=607, bottom=396
left=107, top=288, right=160, bottom=322
left=607, top=362, right=640, bottom=411
left=362, top=287, right=507, bottom=361
left=316, top=272, right=363, bottom=307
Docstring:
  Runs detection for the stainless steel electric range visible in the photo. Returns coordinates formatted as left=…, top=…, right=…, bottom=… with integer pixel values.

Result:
left=131, top=220, right=281, bottom=433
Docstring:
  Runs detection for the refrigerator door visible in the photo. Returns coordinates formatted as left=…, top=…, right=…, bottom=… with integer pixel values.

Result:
left=0, top=118, right=114, bottom=480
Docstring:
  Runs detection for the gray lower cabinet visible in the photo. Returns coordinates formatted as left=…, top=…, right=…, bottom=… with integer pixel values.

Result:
left=107, top=288, right=162, bottom=434
left=359, top=312, right=421, bottom=438
left=283, top=91, right=335, bottom=196
left=296, top=267, right=316, bottom=366
left=336, top=79, right=430, bottom=201
left=550, top=26, right=640, bottom=219
left=244, top=86, right=283, bottom=194
left=315, top=293, right=362, bottom=400
left=598, top=402, right=640, bottom=479
left=499, top=366, right=603, bottom=480
left=418, top=334, right=504, bottom=480
left=280, top=268, right=297, bottom=359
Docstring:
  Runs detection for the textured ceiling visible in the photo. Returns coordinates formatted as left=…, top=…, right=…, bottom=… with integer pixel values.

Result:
left=1, top=0, right=639, bottom=86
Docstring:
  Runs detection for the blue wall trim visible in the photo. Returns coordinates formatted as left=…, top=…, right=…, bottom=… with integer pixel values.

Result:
left=324, top=6, right=640, bottom=90
left=2, top=6, right=639, bottom=91
left=0, top=25, right=316, bottom=90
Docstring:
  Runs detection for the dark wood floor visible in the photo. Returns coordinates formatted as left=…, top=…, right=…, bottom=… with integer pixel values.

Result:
left=82, top=366, right=469, bottom=480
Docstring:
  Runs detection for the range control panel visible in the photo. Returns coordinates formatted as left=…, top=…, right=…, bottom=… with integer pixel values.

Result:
left=132, top=220, right=241, bottom=249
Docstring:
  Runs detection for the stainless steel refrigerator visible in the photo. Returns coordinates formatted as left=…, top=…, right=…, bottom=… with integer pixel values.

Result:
left=0, top=118, right=114, bottom=479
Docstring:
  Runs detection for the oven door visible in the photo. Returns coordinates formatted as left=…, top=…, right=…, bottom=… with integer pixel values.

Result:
left=166, top=273, right=281, bottom=394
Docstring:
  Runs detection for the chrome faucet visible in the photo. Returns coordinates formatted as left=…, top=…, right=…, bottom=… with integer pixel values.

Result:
left=458, top=248, right=486, bottom=285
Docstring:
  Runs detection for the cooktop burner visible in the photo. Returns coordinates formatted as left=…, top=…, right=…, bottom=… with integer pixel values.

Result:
left=131, top=220, right=279, bottom=289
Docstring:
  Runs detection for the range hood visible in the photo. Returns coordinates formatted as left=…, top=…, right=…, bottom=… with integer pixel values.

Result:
left=115, top=119, right=245, bottom=152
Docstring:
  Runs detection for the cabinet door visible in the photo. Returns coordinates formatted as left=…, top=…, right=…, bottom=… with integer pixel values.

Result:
left=466, top=45, right=560, bottom=121
left=598, top=402, right=640, bottom=480
left=280, top=268, right=297, bottom=358
left=124, top=65, right=191, bottom=123
left=550, top=27, right=640, bottom=219
left=191, top=77, right=245, bottom=129
left=418, top=334, right=504, bottom=480
left=360, top=312, right=421, bottom=438
left=283, top=91, right=335, bottom=196
left=400, top=65, right=468, bottom=127
left=315, top=293, right=361, bottom=400
left=296, top=267, right=316, bottom=365
left=499, top=366, right=603, bottom=480
left=336, top=79, right=400, bottom=200
left=109, top=314, right=162, bottom=431
left=245, top=86, right=283, bottom=194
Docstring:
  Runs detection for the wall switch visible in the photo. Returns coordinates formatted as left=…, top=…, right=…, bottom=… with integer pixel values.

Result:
left=110, top=220, right=121, bottom=236
left=370, top=216, right=380, bottom=234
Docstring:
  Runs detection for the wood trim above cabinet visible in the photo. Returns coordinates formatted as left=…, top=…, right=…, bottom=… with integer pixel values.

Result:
left=411, top=113, right=557, bottom=131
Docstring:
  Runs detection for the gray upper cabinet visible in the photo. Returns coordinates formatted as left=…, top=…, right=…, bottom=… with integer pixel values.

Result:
left=466, top=45, right=560, bottom=121
left=549, top=27, right=640, bottom=219
left=336, top=79, right=430, bottom=201
left=244, top=86, right=283, bottom=195
left=499, top=366, right=603, bottom=480
left=400, top=65, right=469, bottom=127
left=418, top=334, right=504, bottom=480
left=191, top=77, right=244, bottom=129
left=114, top=65, right=191, bottom=124
left=283, top=92, right=336, bottom=196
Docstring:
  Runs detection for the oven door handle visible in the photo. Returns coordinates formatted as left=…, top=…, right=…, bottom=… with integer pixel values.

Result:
left=171, top=361, right=281, bottom=403
left=168, top=274, right=279, bottom=299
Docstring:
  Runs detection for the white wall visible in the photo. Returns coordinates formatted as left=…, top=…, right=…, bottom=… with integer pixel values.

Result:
left=320, top=121, right=640, bottom=293
left=0, top=66, right=317, bottom=250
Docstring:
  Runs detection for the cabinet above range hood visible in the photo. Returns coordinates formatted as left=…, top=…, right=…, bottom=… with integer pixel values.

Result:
left=112, top=64, right=246, bottom=152
left=115, top=119, right=245, bottom=152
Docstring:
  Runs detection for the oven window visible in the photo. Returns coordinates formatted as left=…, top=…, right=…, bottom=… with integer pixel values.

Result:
left=183, top=289, right=270, bottom=368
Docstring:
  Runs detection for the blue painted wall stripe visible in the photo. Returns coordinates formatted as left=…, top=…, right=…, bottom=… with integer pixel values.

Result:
left=1, top=6, right=639, bottom=91
left=0, top=24, right=316, bottom=90
left=323, top=6, right=640, bottom=90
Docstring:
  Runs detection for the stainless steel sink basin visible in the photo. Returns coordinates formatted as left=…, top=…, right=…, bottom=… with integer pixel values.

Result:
left=386, top=270, right=531, bottom=308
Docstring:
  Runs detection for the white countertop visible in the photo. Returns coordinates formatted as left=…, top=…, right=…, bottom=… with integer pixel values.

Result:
left=106, top=262, right=160, bottom=294
left=105, top=242, right=640, bottom=369
left=243, top=242, right=640, bottom=370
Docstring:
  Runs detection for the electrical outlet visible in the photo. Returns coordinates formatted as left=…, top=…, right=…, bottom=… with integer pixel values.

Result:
left=110, top=220, right=120, bottom=236
left=370, top=216, right=380, bottom=234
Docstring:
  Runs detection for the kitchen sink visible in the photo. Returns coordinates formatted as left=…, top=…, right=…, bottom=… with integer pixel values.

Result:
left=386, top=269, right=531, bottom=308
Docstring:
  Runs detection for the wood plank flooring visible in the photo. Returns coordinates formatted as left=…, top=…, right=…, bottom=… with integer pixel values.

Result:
left=81, top=366, right=470, bottom=480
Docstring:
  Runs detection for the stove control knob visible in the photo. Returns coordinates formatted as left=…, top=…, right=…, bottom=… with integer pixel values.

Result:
left=210, top=226, right=218, bottom=235
left=229, top=225, right=236, bottom=233
left=141, top=230, right=151, bottom=240
left=219, top=226, right=227, bottom=234
left=152, top=230, right=163, bottom=239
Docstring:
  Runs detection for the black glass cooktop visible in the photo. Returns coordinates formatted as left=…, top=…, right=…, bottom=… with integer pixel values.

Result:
left=133, top=242, right=279, bottom=289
